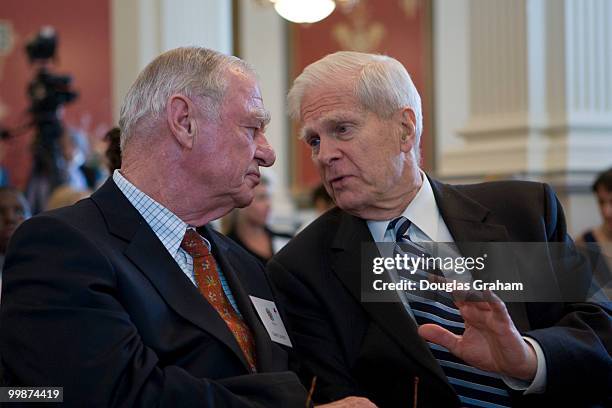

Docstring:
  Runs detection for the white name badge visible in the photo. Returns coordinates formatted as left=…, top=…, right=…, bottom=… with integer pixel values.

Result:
left=249, top=296, right=293, bottom=347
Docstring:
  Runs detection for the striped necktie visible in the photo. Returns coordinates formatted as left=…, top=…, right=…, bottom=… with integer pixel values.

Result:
left=181, top=229, right=257, bottom=373
left=388, top=216, right=512, bottom=408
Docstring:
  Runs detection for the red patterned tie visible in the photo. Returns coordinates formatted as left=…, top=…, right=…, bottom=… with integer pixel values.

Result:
left=181, top=229, right=257, bottom=372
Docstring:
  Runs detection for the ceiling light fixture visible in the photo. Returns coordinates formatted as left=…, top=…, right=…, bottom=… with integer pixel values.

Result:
left=273, top=0, right=336, bottom=24
left=255, top=0, right=360, bottom=24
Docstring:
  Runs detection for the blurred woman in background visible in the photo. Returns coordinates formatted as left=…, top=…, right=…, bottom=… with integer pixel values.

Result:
left=579, top=168, right=612, bottom=245
left=223, top=176, right=291, bottom=264
left=577, top=167, right=612, bottom=297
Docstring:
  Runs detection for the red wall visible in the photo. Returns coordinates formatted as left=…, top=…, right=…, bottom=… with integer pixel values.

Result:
left=0, top=0, right=112, bottom=189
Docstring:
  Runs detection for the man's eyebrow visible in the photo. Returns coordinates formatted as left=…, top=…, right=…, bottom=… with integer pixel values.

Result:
left=299, top=128, right=311, bottom=140
left=299, top=114, right=357, bottom=140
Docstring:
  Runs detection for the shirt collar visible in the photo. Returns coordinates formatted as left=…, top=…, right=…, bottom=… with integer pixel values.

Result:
left=367, top=171, right=441, bottom=242
left=112, top=170, right=193, bottom=258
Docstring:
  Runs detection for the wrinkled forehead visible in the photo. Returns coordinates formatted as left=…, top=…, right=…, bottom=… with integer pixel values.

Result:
left=223, top=68, right=258, bottom=99
left=300, top=85, right=361, bottom=123
left=222, top=69, right=270, bottom=123
left=298, top=86, right=365, bottom=139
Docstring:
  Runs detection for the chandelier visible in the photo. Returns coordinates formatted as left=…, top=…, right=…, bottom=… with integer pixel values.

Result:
left=256, top=0, right=360, bottom=24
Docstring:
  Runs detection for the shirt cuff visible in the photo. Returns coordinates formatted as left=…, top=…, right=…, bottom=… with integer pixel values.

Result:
left=501, top=336, right=547, bottom=394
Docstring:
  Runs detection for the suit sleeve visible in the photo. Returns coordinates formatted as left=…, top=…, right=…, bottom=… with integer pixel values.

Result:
left=0, top=216, right=306, bottom=408
left=267, top=257, right=364, bottom=404
left=524, top=184, right=612, bottom=403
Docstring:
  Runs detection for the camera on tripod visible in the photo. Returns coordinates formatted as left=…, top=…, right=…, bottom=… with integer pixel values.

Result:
left=25, top=26, right=78, bottom=121
left=24, top=26, right=80, bottom=213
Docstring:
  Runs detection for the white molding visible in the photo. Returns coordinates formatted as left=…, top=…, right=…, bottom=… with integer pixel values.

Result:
left=458, top=114, right=530, bottom=137
left=441, top=127, right=612, bottom=178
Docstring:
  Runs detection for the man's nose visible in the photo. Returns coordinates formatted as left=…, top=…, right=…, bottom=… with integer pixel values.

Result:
left=255, top=134, right=276, bottom=168
left=315, top=137, right=341, bottom=167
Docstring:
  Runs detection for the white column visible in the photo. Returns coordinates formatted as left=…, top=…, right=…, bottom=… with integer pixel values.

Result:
left=440, top=0, right=530, bottom=177
left=433, top=0, right=469, bottom=158
left=435, top=0, right=612, bottom=234
left=160, top=0, right=232, bottom=53
left=112, top=0, right=159, bottom=122
left=111, top=0, right=232, bottom=122
left=238, top=0, right=296, bottom=230
left=561, top=0, right=612, bottom=234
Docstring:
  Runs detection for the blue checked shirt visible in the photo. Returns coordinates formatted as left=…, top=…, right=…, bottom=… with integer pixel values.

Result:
left=113, top=170, right=242, bottom=316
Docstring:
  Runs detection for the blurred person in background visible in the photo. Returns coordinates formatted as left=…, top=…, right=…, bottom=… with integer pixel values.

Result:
left=45, top=184, right=91, bottom=211
left=0, top=133, right=10, bottom=187
left=224, top=175, right=292, bottom=264
left=0, top=187, right=30, bottom=302
left=27, top=126, right=103, bottom=213
left=0, top=101, right=9, bottom=186
left=577, top=167, right=612, bottom=296
left=104, top=127, right=122, bottom=173
left=579, top=168, right=612, bottom=245
left=59, top=127, right=105, bottom=191
left=296, top=183, right=335, bottom=233
left=58, top=128, right=91, bottom=190
left=0, top=188, right=30, bottom=267
left=312, top=183, right=335, bottom=215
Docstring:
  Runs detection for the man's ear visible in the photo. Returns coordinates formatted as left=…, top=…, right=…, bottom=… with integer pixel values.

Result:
left=167, top=94, right=197, bottom=149
left=398, top=107, right=416, bottom=153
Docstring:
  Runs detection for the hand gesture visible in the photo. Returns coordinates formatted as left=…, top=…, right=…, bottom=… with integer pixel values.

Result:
left=418, top=291, right=537, bottom=381
left=316, top=396, right=378, bottom=407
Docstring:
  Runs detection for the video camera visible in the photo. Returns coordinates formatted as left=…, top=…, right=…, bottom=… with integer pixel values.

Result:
left=23, top=27, right=79, bottom=213
left=25, top=27, right=78, bottom=120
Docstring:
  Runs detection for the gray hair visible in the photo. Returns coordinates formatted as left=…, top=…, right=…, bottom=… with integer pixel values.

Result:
left=288, top=51, right=423, bottom=160
left=119, top=47, right=254, bottom=151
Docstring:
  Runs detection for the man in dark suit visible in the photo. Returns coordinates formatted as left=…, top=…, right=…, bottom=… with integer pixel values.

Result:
left=268, top=51, right=611, bottom=407
left=0, top=47, right=374, bottom=408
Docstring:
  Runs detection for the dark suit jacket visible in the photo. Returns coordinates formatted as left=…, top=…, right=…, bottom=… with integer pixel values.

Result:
left=0, top=179, right=307, bottom=407
left=268, top=178, right=612, bottom=407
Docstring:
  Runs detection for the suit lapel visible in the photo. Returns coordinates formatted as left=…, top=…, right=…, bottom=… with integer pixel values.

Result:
left=330, top=211, right=454, bottom=393
left=428, top=177, right=509, bottom=244
left=429, top=177, right=531, bottom=331
left=91, top=179, right=251, bottom=371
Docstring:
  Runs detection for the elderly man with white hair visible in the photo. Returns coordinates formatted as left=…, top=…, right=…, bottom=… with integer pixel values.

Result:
left=0, top=47, right=375, bottom=408
left=268, top=51, right=611, bottom=408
